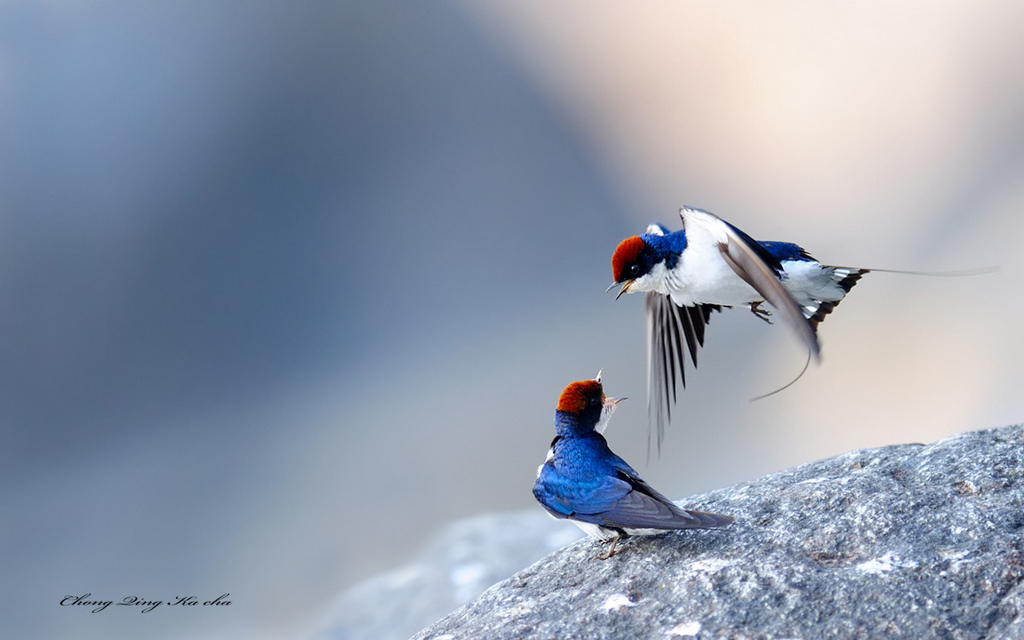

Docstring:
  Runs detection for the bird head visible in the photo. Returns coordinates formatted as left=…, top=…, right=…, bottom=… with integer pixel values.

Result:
left=556, top=372, right=626, bottom=435
left=609, top=234, right=670, bottom=299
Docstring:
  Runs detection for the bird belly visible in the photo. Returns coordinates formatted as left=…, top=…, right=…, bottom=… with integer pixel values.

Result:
left=569, top=519, right=665, bottom=540
left=666, top=239, right=762, bottom=306
left=618, top=527, right=670, bottom=537
left=668, top=260, right=761, bottom=307
left=570, top=520, right=617, bottom=540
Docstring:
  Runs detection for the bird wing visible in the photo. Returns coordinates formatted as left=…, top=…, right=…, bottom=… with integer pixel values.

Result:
left=680, top=207, right=820, bottom=360
left=535, top=440, right=733, bottom=530
left=585, top=469, right=733, bottom=530
left=645, top=292, right=718, bottom=452
left=533, top=460, right=629, bottom=517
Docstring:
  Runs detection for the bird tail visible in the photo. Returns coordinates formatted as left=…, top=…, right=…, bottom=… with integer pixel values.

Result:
left=807, top=267, right=869, bottom=328
left=807, top=263, right=998, bottom=328
left=679, top=508, right=735, bottom=529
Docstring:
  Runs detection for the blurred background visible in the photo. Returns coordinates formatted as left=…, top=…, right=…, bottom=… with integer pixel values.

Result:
left=2, top=1, right=1022, bottom=638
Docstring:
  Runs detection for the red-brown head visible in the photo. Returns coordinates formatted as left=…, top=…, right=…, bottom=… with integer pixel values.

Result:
left=555, top=372, right=626, bottom=434
left=611, top=236, right=645, bottom=285
left=556, top=379, right=604, bottom=414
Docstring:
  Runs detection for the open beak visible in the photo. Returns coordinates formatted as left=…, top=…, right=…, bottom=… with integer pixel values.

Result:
left=612, top=280, right=633, bottom=300
left=603, top=396, right=627, bottom=408
left=595, top=371, right=626, bottom=406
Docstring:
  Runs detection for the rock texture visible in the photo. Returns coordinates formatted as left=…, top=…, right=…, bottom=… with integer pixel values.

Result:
left=316, top=511, right=581, bottom=640
left=411, top=425, right=1024, bottom=640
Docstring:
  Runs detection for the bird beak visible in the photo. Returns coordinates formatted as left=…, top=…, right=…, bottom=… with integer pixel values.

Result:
left=613, top=280, right=633, bottom=300
left=604, top=396, right=626, bottom=407
left=605, top=281, right=620, bottom=293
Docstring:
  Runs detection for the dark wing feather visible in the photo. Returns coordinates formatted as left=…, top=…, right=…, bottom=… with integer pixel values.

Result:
left=582, top=470, right=733, bottom=530
left=717, top=222, right=821, bottom=361
left=645, top=292, right=719, bottom=452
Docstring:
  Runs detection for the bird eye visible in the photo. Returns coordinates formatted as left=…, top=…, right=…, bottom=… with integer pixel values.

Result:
left=629, top=264, right=640, bottom=276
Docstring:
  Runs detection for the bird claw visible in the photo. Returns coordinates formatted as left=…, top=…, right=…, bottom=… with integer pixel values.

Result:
left=750, top=301, right=773, bottom=324
left=597, top=533, right=625, bottom=559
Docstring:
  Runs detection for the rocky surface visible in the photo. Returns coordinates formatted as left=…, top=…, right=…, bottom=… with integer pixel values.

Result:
left=316, top=511, right=581, bottom=640
left=408, top=425, right=1024, bottom=640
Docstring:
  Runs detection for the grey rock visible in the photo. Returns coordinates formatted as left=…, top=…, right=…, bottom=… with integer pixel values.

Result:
left=412, top=425, right=1024, bottom=640
left=316, top=511, right=582, bottom=640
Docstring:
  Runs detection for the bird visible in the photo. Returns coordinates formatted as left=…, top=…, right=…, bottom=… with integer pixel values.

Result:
left=609, top=206, right=868, bottom=450
left=532, top=372, right=734, bottom=558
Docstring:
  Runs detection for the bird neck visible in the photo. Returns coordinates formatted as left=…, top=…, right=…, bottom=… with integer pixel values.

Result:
left=554, top=410, right=598, bottom=437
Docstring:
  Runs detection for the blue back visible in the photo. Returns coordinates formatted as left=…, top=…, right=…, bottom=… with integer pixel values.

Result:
left=758, top=240, right=813, bottom=263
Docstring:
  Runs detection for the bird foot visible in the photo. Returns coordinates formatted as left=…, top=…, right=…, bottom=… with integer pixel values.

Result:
left=597, top=533, right=626, bottom=559
left=750, top=301, right=773, bottom=324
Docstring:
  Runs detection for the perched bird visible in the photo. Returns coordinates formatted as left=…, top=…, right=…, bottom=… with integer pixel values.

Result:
left=532, top=373, right=734, bottom=558
left=609, top=206, right=867, bottom=448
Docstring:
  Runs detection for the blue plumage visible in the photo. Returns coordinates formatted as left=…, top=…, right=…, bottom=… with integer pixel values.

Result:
left=533, top=375, right=734, bottom=557
left=636, top=227, right=810, bottom=275
left=758, top=240, right=814, bottom=263
left=626, top=232, right=684, bottom=272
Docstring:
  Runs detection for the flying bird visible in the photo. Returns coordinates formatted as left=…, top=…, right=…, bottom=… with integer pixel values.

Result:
left=532, top=373, right=734, bottom=558
left=610, top=206, right=867, bottom=449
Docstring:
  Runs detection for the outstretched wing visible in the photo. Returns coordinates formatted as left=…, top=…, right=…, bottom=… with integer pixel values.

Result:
left=645, top=292, right=719, bottom=452
left=680, top=207, right=821, bottom=360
